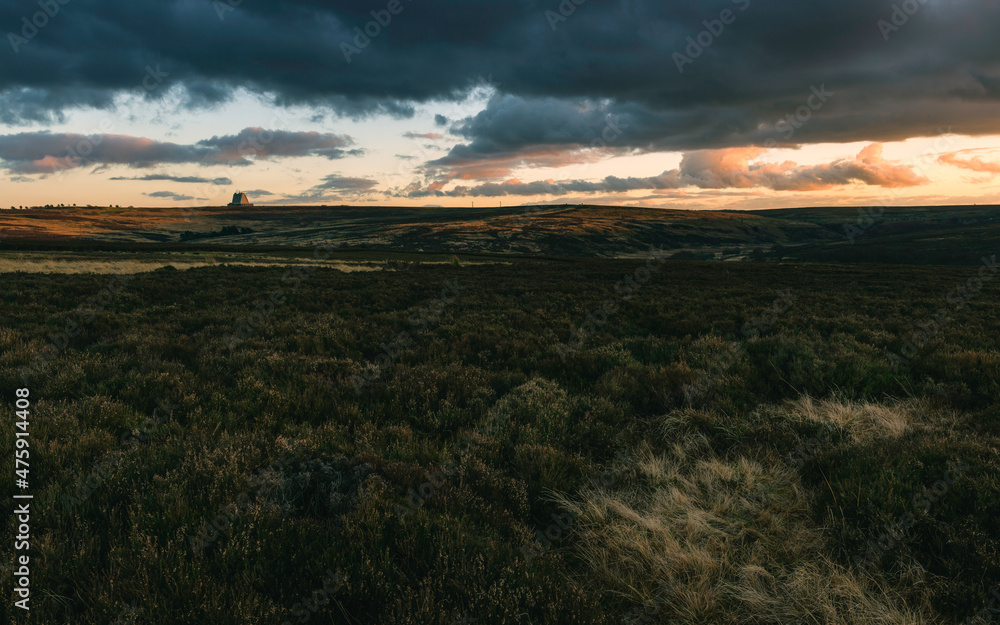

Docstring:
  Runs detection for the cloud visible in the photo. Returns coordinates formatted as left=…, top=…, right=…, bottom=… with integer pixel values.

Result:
left=0, top=128, right=361, bottom=175
left=403, top=132, right=445, bottom=140
left=144, top=191, right=199, bottom=201
left=425, top=144, right=612, bottom=183
left=939, top=150, right=1000, bottom=174
left=0, top=87, right=117, bottom=125
left=428, top=89, right=976, bottom=179
left=277, top=173, right=380, bottom=204
left=666, top=143, right=927, bottom=191
left=197, top=127, right=362, bottom=160
left=402, top=144, right=927, bottom=197
left=110, top=174, right=233, bottom=185
left=0, top=0, right=997, bottom=158
left=314, top=175, right=380, bottom=192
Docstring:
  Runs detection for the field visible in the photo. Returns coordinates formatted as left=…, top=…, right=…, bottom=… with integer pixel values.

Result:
left=0, top=204, right=833, bottom=257
left=1, top=214, right=999, bottom=624
left=3, top=203, right=999, bottom=266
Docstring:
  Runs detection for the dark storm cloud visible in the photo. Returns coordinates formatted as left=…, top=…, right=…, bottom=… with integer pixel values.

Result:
left=0, top=87, right=116, bottom=125
left=0, top=128, right=360, bottom=174
left=198, top=128, right=362, bottom=160
left=1, top=0, right=998, bottom=160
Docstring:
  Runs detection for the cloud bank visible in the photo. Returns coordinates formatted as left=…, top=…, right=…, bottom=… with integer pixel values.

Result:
left=0, top=0, right=997, bottom=160
left=0, top=128, right=360, bottom=174
left=403, top=144, right=927, bottom=197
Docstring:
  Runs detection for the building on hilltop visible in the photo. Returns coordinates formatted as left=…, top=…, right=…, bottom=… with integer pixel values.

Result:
left=228, top=192, right=253, bottom=207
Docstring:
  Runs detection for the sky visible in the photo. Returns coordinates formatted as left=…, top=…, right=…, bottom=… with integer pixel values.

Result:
left=1, top=0, right=1000, bottom=210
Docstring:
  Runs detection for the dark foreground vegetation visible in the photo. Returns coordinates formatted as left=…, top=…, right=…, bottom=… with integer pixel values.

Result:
left=1, top=257, right=998, bottom=624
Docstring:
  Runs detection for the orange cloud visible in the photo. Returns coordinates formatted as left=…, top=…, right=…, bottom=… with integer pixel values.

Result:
left=662, top=143, right=926, bottom=191
left=938, top=151, right=1000, bottom=174
left=403, top=143, right=928, bottom=198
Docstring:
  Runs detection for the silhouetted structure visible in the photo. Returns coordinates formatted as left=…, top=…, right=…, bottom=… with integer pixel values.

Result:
left=228, top=192, right=252, bottom=207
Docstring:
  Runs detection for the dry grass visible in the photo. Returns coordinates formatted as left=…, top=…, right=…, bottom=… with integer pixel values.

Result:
left=555, top=428, right=939, bottom=625
left=0, top=253, right=511, bottom=274
left=0, top=259, right=220, bottom=274
left=0, top=258, right=385, bottom=274
left=781, top=395, right=918, bottom=442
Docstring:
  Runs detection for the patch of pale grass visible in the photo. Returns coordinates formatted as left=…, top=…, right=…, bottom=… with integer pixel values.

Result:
left=0, top=258, right=384, bottom=274
left=0, top=259, right=207, bottom=274
left=782, top=395, right=922, bottom=442
left=555, top=432, right=938, bottom=624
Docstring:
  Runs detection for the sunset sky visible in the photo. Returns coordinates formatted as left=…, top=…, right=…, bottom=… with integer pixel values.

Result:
left=2, top=0, right=1000, bottom=210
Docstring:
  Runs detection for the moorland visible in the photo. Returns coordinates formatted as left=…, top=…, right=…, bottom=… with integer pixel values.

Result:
left=0, top=203, right=998, bottom=624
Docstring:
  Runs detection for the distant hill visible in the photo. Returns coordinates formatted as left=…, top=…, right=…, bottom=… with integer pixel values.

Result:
left=1, top=203, right=997, bottom=264
left=751, top=205, right=1000, bottom=265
